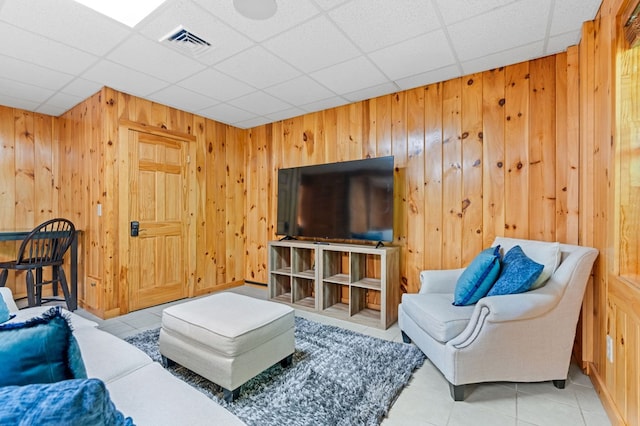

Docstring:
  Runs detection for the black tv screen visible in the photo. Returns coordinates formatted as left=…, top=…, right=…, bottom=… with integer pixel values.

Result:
left=276, top=156, right=394, bottom=242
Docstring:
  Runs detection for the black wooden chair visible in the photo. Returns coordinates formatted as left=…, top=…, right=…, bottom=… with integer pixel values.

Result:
left=0, top=218, right=75, bottom=309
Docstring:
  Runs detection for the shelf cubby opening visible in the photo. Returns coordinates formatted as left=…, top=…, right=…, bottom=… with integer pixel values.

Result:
left=270, top=245, right=291, bottom=274
left=293, top=277, right=316, bottom=309
left=292, top=247, right=315, bottom=277
left=270, top=274, right=291, bottom=303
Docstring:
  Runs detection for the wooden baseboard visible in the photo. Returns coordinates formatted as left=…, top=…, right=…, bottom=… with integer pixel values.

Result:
left=587, top=362, right=626, bottom=426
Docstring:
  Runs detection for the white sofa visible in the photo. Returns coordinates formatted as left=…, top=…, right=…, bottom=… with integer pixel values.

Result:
left=398, top=237, right=598, bottom=401
left=0, top=287, right=245, bottom=426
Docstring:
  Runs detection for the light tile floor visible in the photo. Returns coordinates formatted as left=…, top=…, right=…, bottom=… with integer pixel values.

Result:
left=74, top=285, right=612, bottom=426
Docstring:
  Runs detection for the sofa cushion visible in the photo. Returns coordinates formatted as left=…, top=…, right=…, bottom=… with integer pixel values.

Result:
left=401, top=293, right=475, bottom=343
left=0, top=378, right=133, bottom=426
left=73, top=326, right=153, bottom=383
left=487, top=245, right=544, bottom=296
left=107, top=363, right=245, bottom=425
left=7, top=306, right=98, bottom=329
left=0, top=307, right=87, bottom=387
left=453, top=246, right=501, bottom=306
left=494, top=237, right=561, bottom=289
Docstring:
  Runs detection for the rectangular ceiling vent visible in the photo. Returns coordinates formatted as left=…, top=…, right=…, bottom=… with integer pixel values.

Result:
left=160, top=25, right=211, bottom=57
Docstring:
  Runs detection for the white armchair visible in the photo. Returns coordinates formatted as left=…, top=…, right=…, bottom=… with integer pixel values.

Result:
left=398, top=237, right=598, bottom=401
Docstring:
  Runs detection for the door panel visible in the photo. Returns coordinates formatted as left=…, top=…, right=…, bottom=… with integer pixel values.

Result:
left=128, top=130, right=189, bottom=311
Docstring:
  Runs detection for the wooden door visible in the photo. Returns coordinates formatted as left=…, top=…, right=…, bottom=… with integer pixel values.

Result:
left=127, top=130, right=191, bottom=311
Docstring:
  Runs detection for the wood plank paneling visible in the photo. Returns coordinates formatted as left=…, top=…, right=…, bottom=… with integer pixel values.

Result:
left=239, top=55, right=588, bottom=294
left=504, top=62, right=530, bottom=238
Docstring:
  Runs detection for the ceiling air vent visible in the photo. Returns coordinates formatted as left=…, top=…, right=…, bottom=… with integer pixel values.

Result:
left=160, top=25, right=211, bottom=57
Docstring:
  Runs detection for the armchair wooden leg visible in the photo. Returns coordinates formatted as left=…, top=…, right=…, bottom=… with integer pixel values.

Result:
left=552, top=379, right=566, bottom=389
left=401, top=331, right=412, bottom=344
left=449, top=383, right=465, bottom=401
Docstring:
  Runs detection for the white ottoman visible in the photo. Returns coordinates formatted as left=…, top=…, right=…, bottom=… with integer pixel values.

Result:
left=158, top=292, right=295, bottom=402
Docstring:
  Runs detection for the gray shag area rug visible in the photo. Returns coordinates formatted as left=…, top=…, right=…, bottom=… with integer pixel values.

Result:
left=125, top=317, right=425, bottom=426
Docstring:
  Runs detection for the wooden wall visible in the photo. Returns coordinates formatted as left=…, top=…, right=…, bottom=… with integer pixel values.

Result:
left=246, top=52, right=580, bottom=294
left=0, top=88, right=247, bottom=317
left=580, top=0, right=640, bottom=424
left=0, top=107, right=58, bottom=297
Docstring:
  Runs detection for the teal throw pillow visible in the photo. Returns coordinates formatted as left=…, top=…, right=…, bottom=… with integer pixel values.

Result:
left=487, top=245, right=544, bottom=296
left=0, top=307, right=87, bottom=386
left=0, top=378, right=134, bottom=426
left=453, top=245, right=501, bottom=306
left=0, top=296, right=14, bottom=324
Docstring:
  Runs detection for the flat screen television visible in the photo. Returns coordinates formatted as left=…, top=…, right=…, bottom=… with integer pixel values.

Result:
left=276, top=156, right=394, bottom=243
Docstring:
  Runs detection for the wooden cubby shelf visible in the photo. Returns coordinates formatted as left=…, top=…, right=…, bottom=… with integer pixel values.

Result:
left=267, top=240, right=399, bottom=329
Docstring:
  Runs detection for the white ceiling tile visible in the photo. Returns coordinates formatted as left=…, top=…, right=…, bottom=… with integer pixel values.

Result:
left=546, top=31, right=582, bottom=55
left=369, top=30, right=455, bottom=81
left=147, top=85, right=219, bottom=111
left=138, top=0, right=253, bottom=65
left=82, top=60, right=169, bottom=97
left=310, top=56, right=388, bottom=94
left=35, top=103, right=68, bottom=116
left=433, top=0, right=516, bottom=25
left=0, top=78, right=54, bottom=104
left=342, top=82, right=399, bottom=102
left=228, top=91, right=291, bottom=115
left=61, top=78, right=104, bottom=98
left=0, top=89, right=40, bottom=110
left=45, top=92, right=84, bottom=110
left=264, top=76, right=336, bottom=106
left=0, top=54, right=74, bottom=90
left=234, top=116, right=272, bottom=129
left=194, top=0, right=320, bottom=42
left=265, top=107, right=306, bottom=121
left=329, top=0, right=441, bottom=52
left=312, top=0, right=350, bottom=10
left=448, top=0, right=550, bottom=61
left=178, top=68, right=255, bottom=101
left=107, top=34, right=205, bottom=82
left=550, top=0, right=601, bottom=37
left=215, top=46, right=301, bottom=88
left=460, top=41, right=544, bottom=75
left=394, top=64, right=460, bottom=90
left=264, top=15, right=360, bottom=73
left=0, top=0, right=130, bottom=55
left=198, top=103, right=259, bottom=125
left=299, top=96, right=350, bottom=112
left=0, top=22, right=97, bottom=74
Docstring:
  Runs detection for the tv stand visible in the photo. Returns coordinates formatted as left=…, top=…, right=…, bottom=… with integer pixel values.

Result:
left=375, top=241, right=384, bottom=249
left=267, top=240, right=399, bottom=329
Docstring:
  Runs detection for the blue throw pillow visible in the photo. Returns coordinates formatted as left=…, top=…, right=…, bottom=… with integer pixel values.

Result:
left=453, top=245, right=501, bottom=306
left=0, top=307, right=87, bottom=386
left=487, top=245, right=544, bottom=296
left=0, top=378, right=134, bottom=426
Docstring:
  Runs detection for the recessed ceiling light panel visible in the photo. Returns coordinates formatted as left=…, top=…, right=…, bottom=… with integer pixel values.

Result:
left=73, top=0, right=166, bottom=27
left=233, top=0, right=277, bottom=20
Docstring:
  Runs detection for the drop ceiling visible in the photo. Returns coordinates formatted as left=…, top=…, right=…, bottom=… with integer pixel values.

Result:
left=0, top=0, right=602, bottom=129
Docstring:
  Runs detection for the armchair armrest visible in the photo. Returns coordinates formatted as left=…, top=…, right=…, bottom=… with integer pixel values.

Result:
left=419, top=268, right=465, bottom=294
left=448, top=286, right=561, bottom=349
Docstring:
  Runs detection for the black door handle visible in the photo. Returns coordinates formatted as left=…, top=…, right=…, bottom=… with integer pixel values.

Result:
left=130, top=221, right=139, bottom=237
